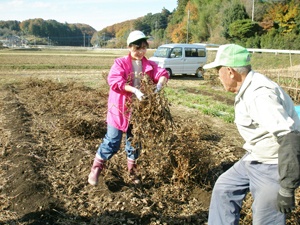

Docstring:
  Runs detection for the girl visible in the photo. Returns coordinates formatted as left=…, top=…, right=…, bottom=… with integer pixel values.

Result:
left=88, top=30, right=169, bottom=186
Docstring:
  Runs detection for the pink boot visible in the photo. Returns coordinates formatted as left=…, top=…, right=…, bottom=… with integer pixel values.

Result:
left=127, top=158, right=140, bottom=184
left=88, top=155, right=105, bottom=186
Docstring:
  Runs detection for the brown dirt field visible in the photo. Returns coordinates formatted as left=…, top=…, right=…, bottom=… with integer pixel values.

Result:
left=0, top=73, right=299, bottom=225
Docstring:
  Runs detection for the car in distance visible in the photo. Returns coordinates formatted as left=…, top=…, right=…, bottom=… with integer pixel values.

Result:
left=149, top=43, right=207, bottom=78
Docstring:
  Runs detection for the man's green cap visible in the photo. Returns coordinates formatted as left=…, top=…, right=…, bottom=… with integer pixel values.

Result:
left=203, top=44, right=251, bottom=69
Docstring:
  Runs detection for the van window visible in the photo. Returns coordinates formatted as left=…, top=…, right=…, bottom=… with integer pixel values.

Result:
left=198, top=49, right=206, bottom=57
left=153, top=47, right=172, bottom=58
left=170, top=47, right=182, bottom=58
left=185, top=47, right=206, bottom=57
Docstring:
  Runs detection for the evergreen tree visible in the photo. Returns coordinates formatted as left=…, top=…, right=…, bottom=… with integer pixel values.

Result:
left=222, top=2, right=249, bottom=38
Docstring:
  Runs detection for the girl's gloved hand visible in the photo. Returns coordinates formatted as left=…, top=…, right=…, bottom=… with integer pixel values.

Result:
left=132, top=88, right=144, bottom=101
left=155, top=83, right=163, bottom=93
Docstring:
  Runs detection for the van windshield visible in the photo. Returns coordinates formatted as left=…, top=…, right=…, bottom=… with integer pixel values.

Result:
left=153, top=47, right=172, bottom=58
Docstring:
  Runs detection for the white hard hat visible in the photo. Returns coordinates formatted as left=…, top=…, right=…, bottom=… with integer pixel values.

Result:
left=127, top=30, right=148, bottom=46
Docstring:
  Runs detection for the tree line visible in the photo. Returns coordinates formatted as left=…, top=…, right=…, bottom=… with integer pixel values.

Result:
left=0, top=19, right=95, bottom=46
left=1, top=0, right=300, bottom=49
left=93, top=0, right=300, bottom=49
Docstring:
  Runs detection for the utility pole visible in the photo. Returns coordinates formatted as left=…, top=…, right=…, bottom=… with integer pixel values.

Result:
left=83, top=33, right=85, bottom=47
left=252, top=0, right=255, bottom=21
left=186, top=9, right=190, bottom=43
left=155, top=21, right=158, bottom=47
left=103, top=32, right=106, bottom=47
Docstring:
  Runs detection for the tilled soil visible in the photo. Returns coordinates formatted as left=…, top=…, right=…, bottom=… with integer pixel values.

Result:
left=0, top=75, right=299, bottom=225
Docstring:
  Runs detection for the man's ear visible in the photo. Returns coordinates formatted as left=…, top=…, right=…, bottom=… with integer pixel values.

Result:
left=227, top=67, right=235, bottom=79
left=228, top=67, right=243, bottom=82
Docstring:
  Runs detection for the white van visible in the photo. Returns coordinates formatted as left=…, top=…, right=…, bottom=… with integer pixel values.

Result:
left=149, top=43, right=207, bottom=78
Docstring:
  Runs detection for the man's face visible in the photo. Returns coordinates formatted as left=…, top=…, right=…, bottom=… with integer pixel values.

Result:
left=216, top=66, right=238, bottom=93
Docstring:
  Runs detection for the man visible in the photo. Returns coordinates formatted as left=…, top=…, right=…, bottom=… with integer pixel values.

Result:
left=203, top=44, right=300, bottom=224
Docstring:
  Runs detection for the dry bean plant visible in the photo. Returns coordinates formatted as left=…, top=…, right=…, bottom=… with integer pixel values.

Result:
left=128, top=74, right=215, bottom=190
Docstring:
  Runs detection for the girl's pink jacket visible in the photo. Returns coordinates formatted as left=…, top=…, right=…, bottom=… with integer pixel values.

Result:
left=106, top=53, right=169, bottom=132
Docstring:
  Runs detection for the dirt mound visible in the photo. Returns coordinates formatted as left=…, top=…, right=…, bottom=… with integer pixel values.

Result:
left=0, top=78, right=299, bottom=225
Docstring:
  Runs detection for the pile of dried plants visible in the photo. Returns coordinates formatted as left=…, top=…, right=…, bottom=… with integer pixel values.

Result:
left=129, top=74, right=216, bottom=188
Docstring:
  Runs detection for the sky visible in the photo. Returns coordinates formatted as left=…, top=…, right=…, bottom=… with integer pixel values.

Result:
left=0, top=0, right=178, bottom=31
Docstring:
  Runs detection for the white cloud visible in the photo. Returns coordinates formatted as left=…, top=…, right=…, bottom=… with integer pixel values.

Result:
left=31, top=2, right=52, bottom=8
left=7, top=0, right=24, bottom=7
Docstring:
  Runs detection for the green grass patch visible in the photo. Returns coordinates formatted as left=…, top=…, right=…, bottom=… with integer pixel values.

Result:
left=165, top=87, right=235, bottom=123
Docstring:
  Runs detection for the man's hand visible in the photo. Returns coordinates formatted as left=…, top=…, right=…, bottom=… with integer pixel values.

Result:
left=132, top=88, right=144, bottom=101
left=277, top=188, right=295, bottom=213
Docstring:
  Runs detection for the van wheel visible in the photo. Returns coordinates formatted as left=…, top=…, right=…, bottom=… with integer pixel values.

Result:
left=196, top=68, right=204, bottom=79
left=166, top=68, right=173, bottom=78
